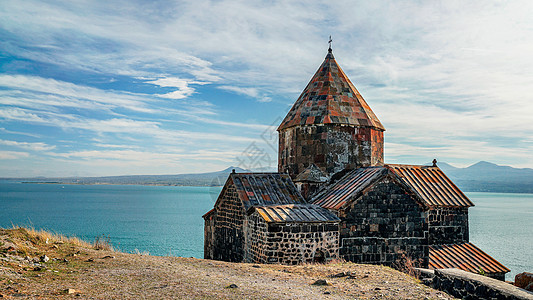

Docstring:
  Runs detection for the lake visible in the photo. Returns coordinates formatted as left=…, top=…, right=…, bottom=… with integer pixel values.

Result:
left=0, top=182, right=531, bottom=279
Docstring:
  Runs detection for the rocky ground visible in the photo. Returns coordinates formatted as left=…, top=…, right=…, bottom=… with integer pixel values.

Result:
left=0, top=227, right=456, bottom=299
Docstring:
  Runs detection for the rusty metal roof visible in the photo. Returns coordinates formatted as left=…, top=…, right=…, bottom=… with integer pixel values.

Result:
left=278, top=49, right=385, bottom=131
left=311, top=167, right=387, bottom=209
left=202, top=208, right=215, bottom=219
left=252, top=204, right=339, bottom=223
left=429, top=243, right=510, bottom=274
left=231, top=173, right=306, bottom=209
left=386, top=164, right=474, bottom=207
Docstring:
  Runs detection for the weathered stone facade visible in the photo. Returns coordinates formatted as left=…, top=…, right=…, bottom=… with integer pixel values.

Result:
left=427, top=207, right=469, bottom=245
left=311, top=165, right=488, bottom=273
left=203, top=209, right=215, bottom=260
left=244, top=211, right=339, bottom=265
left=279, top=124, right=383, bottom=179
left=337, top=176, right=428, bottom=267
left=204, top=173, right=340, bottom=264
left=212, top=181, right=245, bottom=262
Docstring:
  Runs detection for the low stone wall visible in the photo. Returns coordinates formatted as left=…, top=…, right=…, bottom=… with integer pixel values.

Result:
left=429, top=268, right=533, bottom=300
left=266, top=222, right=339, bottom=265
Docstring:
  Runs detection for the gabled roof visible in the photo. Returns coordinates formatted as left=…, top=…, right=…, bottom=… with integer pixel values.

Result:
left=311, top=164, right=473, bottom=210
left=278, top=49, right=385, bottom=131
left=251, top=204, right=339, bottom=223
left=294, top=163, right=328, bottom=183
left=311, top=167, right=387, bottom=210
left=228, top=173, right=306, bottom=210
left=386, top=164, right=474, bottom=207
left=429, top=243, right=510, bottom=274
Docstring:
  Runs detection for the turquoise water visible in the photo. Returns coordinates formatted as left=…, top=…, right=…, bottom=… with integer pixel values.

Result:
left=0, top=183, right=531, bottom=279
left=468, top=192, right=533, bottom=279
left=0, top=182, right=221, bottom=258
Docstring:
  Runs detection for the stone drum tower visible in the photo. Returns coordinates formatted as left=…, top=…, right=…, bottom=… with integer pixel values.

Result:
left=278, top=47, right=385, bottom=179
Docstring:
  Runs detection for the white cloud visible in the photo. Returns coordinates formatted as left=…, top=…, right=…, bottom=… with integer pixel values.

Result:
left=1, top=1, right=533, bottom=174
left=0, top=107, right=259, bottom=145
left=0, top=151, right=30, bottom=160
left=0, top=139, right=55, bottom=151
left=146, top=77, right=209, bottom=99
left=49, top=149, right=241, bottom=167
left=0, top=75, right=154, bottom=113
left=218, top=85, right=272, bottom=102
left=0, top=127, right=41, bottom=138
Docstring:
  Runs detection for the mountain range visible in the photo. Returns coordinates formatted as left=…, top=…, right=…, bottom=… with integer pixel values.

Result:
left=436, top=161, right=533, bottom=193
left=3, top=162, right=533, bottom=193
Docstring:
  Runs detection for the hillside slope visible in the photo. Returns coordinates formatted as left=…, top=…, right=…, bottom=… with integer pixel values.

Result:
left=0, top=228, right=454, bottom=299
left=438, top=161, right=533, bottom=193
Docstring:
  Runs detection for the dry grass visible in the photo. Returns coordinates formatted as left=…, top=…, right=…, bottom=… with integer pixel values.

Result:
left=1, top=227, right=455, bottom=299
left=4, top=226, right=114, bottom=255
left=6, top=226, right=91, bottom=254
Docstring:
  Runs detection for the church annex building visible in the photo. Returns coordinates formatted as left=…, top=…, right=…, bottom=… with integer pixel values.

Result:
left=203, top=46, right=510, bottom=280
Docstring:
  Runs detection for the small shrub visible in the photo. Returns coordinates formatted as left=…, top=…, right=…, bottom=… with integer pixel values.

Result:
left=93, top=234, right=114, bottom=251
left=133, top=248, right=149, bottom=256
left=393, top=251, right=421, bottom=279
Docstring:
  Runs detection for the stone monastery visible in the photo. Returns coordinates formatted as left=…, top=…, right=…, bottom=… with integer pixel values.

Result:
left=203, top=46, right=510, bottom=280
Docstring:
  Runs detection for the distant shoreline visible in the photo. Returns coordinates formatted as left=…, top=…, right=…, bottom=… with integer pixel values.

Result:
left=18, top=181, right=224, bottom=188
left=3, top=181, right=531, bottom=194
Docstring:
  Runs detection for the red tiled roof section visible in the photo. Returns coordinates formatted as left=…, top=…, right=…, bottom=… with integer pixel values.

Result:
left=387, top=164, right=474, bottom=208
left=429, top=243, right=510, bottom=274
left=278, top=50, right=385, bottom=131
left=231, top=173, right=306, bottom=209
left=253, top=204, right=339, bottom=223
left=311, top=167, right=387, bottom=210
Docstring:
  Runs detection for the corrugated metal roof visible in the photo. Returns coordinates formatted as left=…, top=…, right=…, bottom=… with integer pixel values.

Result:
left=311, top=167, right=387, bottom=210
left=253, top=204, right=339, bottom=223
left=278, top=49, right=385, bottom=131
left=429, top=243, right=510, bottom=274
left=231, top=173, right=306, bottom=209
left=387, top=164, right=474, bottom=207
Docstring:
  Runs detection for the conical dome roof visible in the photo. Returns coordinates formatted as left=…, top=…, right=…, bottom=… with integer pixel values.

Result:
left=278, top=49, right=385, bottom=131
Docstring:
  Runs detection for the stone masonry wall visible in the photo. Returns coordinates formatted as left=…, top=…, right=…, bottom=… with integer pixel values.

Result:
left=203, top=211, right=215, bottom=260
left=244, top=211, right=339, bottom=265
left=431, top=269, right=533, bottom=299
left=340, top=177, right=428, bottom=267
left=266, top=222, right=339, bottom=265
left=278, top=124, right=383, bottom=179
left=427, top=207, right=469, bottom=245
left=213, top=182, right=245, bottom=262
left=243, top=211, right=268, bottom=263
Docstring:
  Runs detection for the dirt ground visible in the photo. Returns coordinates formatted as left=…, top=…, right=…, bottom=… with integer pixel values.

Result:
left=0, top=228, right=456, bottom=299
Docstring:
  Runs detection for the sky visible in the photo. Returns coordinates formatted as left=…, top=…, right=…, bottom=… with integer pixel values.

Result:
left=1, top=0, right=533, bottom=177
